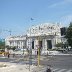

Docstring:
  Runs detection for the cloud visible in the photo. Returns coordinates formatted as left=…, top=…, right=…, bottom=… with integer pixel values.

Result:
left=48, top=0, right=72, bottom=8
left=59, top=15, right=72, bottom=26
left=48, top=1, right=64, bottom=8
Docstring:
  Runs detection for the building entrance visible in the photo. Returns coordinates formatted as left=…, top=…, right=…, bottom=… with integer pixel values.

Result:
left=47, top=40, right=52, bottom=49
left=32, top=41, right=34, bottom=49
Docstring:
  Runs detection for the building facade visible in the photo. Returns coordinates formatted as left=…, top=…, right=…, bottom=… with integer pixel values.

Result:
left=5, top=35, right=27, bottom=49
left=5, top=23, right=65, bottom=54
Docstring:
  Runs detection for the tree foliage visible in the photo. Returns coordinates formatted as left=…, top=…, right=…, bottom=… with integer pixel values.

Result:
left=0, top=41, right=5, bottom=49
left=55, top=42, right=63, bottom=48
left=65, top=22, right=72, bottom=48
left=5, top=45, right=11, bottom=50
left=11, top=46, right=16, bottom=51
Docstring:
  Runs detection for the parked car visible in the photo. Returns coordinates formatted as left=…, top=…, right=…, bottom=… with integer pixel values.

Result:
left=15, top=48, right=21, bottom=51
left=0, top=49, right=9, bottom=55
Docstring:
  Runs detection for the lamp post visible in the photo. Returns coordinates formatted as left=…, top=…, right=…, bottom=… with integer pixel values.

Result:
left=37, top=36, right=41, bottom=67
left=23, top=45, right=24, bottom=55
left=38, top=46, right=40, bottom=66
left=29, top=28, right=32, bottom=71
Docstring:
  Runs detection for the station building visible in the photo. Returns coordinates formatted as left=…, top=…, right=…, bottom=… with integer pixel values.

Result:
left=5, top=23, right=66, bottom=54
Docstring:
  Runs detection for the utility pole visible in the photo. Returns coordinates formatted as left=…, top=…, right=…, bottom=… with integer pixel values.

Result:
left=38, top=36, right=40, bottom=67
left=29, top=28, right=32, bottom=71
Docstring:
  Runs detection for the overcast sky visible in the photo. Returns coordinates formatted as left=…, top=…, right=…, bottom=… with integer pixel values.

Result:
left=0, top=0, right=72, bottom=38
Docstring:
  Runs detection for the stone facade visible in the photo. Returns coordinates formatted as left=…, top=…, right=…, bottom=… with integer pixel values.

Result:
left=5, top=35, right=27, bottom=49
left=5, top=23, right=63, bottom=54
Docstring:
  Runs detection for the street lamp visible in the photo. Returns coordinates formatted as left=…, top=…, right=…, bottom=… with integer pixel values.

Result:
left=29, top=28, right=32, bottom=71
left=37, top=36, right=41, bottom=67
left=23, top=45, right=24, bottom=55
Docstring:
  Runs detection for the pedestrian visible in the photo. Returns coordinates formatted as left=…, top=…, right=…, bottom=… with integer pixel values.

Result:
left=8, top=53, right=10, bottom=58
left=46, top=68, right=51, bottom=72
left=46, top=65, right=51, bottom=72
left=13, top=53, right=15, bottom=58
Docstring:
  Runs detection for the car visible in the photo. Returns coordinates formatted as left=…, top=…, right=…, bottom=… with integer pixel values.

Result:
left=0, top=49, right=9, bottom=55
left=0, top=50, right=4, bottom=54
left=15, top=48, right=21, bottom=51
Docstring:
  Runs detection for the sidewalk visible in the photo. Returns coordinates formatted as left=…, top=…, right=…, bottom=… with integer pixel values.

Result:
left=41, top=51, right=72, bottom=56
left=0, top=62, right=72, bottom=72
left=0, top=62, right=46, bottom=72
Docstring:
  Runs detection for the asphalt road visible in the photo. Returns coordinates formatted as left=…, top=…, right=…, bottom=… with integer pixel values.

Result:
left=40, top=55, right=72, bottom=69
left=0, top=55, right=72, bottom=69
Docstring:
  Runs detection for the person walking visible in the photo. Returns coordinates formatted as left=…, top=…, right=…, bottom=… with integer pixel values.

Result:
left=46, top=65, right=51, bottom=72
left=13, top=53, right=15, bottom=58
left=8, top=53, right=10, bottom=58
left=46, top=68, right=51, bottom=72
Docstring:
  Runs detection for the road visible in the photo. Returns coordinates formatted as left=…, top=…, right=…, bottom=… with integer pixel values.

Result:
left=40, top=55, right=72, bottom=69
left=0, top=54, right=72, bottom=71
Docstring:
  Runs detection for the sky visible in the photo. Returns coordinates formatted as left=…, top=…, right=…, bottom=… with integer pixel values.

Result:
left=0, top=0, right=72, bottom=38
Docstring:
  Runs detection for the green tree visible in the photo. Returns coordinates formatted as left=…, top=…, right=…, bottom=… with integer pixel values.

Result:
left=11, top=46, right=16, bottom=51
left=0, top=41, right=5, bottom=50
left=55, top=42, right=63, bottom=48
left=5, top=45, right=10, bottom=50
left=65, top=22, right=72, bottom=48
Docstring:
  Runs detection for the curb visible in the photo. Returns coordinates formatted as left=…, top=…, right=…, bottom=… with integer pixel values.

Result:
left=48, top=54, right=72, bottom=55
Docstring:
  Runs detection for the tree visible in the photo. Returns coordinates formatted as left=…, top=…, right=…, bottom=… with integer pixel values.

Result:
left=11, top=46, right=16, bottom=51
left=65, top=22, right=72, bottom=48
left=5, top=45, right=11, bottom=50
left=0, top=41, right=5, bottom=50
left=55, top=42, right=63, bottom=48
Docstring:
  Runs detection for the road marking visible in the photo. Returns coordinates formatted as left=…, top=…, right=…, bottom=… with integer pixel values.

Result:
left=57, top=69, right=67, bottom=72
left=52, top=68, right=72, bottom=72
left=52, top=68, right=60, bottom=72
left=9, top=58, right=22, bottom=62
left=66, top=69, right=72, bottom=72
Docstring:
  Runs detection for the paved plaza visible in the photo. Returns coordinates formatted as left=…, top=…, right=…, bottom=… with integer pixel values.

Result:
left=0, top=54, right=72, bottom=72
left=0, top=62, right=72, bottom=72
